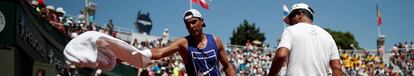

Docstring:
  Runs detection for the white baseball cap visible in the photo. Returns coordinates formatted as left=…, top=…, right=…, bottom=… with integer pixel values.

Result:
left=287, top=3, right=314, bottom=16
left=46, top=5, right=55, bottom=11
left=183, top=9, right=202, bottom=20
left=183, top=9, right=205, bottom=27
left=56, top=7, right=66, bottom=14
left=31, top=0, right=38, bottom=5
left=284, top=3, right=314, bottom=25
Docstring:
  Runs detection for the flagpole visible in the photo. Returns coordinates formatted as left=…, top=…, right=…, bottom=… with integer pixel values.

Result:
left=377, top=25, right=380, bottom=37
left=376, top=3, right=381, bottom=37
left=190, top=0, right=192, bottom=9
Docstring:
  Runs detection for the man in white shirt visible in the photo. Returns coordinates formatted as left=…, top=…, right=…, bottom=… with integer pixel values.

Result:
left=269, top=3, right=342, bottom=76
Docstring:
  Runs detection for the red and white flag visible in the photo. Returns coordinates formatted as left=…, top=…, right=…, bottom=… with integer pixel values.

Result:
left=376, top=3, right=382, bottom=26
left=192, top=0, right=209, bottom=9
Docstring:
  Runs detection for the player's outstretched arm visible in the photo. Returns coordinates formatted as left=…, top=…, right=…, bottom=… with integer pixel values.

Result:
left=150, top=38, right=186, bottom=60
left=103, top=37, right=187, bottom=68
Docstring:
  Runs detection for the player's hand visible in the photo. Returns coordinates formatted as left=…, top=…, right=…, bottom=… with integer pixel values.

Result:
left=95, top=38, right=117, bottom=71
left=64, top=31, right=118, bottom=71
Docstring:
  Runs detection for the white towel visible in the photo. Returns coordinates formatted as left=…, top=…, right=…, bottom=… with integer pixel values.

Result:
left=64, top=31, right=119, bottom=70
left=64, top=31, right=152, bottom=70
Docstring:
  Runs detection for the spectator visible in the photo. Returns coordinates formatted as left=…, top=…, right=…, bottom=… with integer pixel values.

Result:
left=30, top=0, right=40, bottom=13
left=45, top=5, right=55, bottom=21
left=46, top=6, right=65, bottom=33
left=55, top=7, right=67, bottom=33
left=106, top=19, right=114, bottom=36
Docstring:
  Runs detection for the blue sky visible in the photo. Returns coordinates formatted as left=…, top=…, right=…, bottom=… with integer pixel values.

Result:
left=48, top=0, right=414, bottom=51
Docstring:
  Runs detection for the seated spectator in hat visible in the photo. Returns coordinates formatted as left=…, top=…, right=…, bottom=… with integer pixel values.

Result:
left=46, top=6, right=65, bottom=34
left=30, top=0, right=41, bottom=13
left=55, top=7, right=67, bottom=33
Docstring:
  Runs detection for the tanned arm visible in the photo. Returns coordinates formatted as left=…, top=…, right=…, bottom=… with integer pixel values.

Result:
left=151, top=38, right=186, bottom=60
left=330, top=59, right=342, bottom=76
left=268, top=47, right=289, bottom=76
left=214, top=36, right=237, bottom=76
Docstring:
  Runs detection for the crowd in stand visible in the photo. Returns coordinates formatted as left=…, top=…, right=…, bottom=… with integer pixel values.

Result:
left=339, top=41, right=414, bottom=76
left=227, top=41, right=273, bottom=76
left=29, top=0, right=115, bottom=39
left=27, top=1, right=129, bottom=76
left=133, top=52, right=185, bottom=76
left=130, top=37, right=185, bottom=76
left=339, top=49, right=391, bottom=76
left=390, top=41, right=414, bottom=75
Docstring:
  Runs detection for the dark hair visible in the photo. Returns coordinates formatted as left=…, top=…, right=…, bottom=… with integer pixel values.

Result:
left=36, top=69, right=46, bottom=76
left=183, top=12, right=193, bottom=20
left=287, top=8, right=314, bottom=21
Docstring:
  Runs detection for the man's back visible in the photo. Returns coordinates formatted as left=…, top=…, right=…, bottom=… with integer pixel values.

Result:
left=281, top=23, right=340, bottom=76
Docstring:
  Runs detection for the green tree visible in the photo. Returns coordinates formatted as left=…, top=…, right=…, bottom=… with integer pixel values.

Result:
left=324, top=28, right=360, bottom=49
left=230, top=20, right=266, bottom=45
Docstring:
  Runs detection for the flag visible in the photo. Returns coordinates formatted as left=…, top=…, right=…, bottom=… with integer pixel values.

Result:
left=376, top=3, right=382, bottom=26
left=282, top=2, right=290, bottom=28
left=282, top=4, right=289, bottom=17
left=192, top=0, right=209, bottom=9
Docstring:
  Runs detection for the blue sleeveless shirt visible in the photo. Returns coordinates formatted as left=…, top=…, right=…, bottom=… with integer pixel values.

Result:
left=184, top=34, right=221, bottom=76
